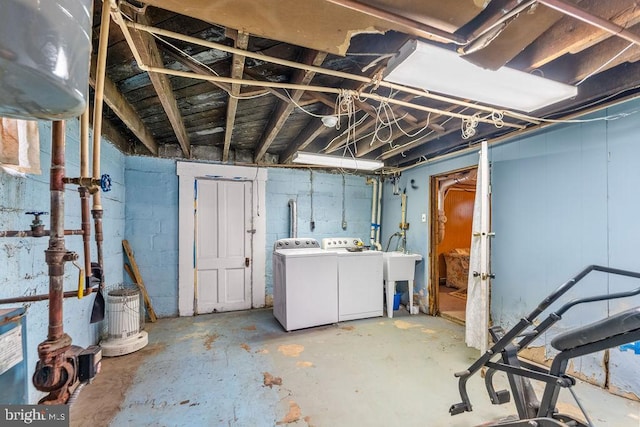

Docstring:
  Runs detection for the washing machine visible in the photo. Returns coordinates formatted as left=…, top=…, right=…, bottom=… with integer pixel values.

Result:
left=321, top=238, right=383, bottom=321
left=272, top=238, right=338, bottom=331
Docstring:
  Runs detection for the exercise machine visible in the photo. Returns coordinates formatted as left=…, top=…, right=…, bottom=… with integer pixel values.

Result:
left=449, top=265, right=640, bottom=426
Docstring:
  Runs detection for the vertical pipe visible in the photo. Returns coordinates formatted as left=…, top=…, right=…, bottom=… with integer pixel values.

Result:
left=92, top=0, right=111, bottom=277
left=79, top=187, right=91, bottom=290
left=80, top=107, right=91, bottom=290
left=288, top=199, right=297, bottom=238
left=367, top=178, right=377, bottom=248
left=80, top=107, right=90, bottom=177
left=375, top=177, right=382, bottom=246
left=48, top=121, right=66, bottom=341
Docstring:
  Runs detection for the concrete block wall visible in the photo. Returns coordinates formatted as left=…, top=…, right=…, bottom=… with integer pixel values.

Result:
left=381, top=97, right=640, bottom=399
left=124, top=156, right=178, bottom=317
left=265, top=168, right=374, bottom=299
left=0, top=119, right=125, bottom=402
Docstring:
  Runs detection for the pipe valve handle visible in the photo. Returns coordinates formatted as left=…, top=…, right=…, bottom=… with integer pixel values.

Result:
left=25, top=211, right=48, bottom=226
left=100, top=174, right=112, bottom=192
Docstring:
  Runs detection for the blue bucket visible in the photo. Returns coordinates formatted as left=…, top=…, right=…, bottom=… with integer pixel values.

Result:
left=393, top=293, right=402, bottom=311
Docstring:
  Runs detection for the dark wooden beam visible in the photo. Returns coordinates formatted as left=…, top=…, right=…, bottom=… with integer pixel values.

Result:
left=89, top=56, right=158, bottom=156
left=223, top=30, right=250, bottom=162
left=254, top=50, right=328, bottom=162
left=125, top=6, right=191, bottom=157
left=511, top=0, right=640, bottom=70
left=280, top=111, right=331, bottom=164
left=540, top=21, right=640, bottom=84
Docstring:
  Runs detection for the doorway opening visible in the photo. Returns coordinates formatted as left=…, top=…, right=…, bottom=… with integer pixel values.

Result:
left=429, top=167, right=477, bottom=324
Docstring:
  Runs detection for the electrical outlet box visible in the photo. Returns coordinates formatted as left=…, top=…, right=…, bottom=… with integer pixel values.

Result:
left=421, top=213, right=427, bottom=222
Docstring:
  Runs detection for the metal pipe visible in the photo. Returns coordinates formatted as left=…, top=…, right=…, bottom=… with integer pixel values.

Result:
left=460, top=0, right=537, bottom=55
left=92, top=0, right=110, bottom=211
left=323, top=0, right=466, bottom=45
left=538, top=0, right=640, bottom=47
left=288, top=199, right=298, bottom=238
left=32, top=121, right=79, bottom=404
left=117, top=18, right=534, bottom=126
left=80, top=105, right=92, bottom=293
left=80, top=107, right=90, bottom=177
left=0, top=288, right=95, bottom=305
left=367, top=178, right=378, bottom=248
left=47, top=121, right=67, bottom=341
left=129, top=64, right=527, bottom=130
left=0, top=229, right=84, bottom=238
left=375, top=177, right=382, bottom=247
left=79, top=187, right=92, bottom=292
left=92, top=0, right=111, bottom=282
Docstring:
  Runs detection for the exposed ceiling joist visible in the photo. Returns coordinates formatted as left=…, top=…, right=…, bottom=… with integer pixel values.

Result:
left=89, top=56, right=158, bottom=155
left=254, top=50, right=328, bottom=162
left=512, top=0, right=640, bottom=70
left=95, top=1, right=640, bottom=171
left=541, top=22, right=640, bottom=84
left=124, top=6, right=191, bottom=157
left=324, top=93, right=417, bottom=155
left=280, top=109, right=332, bottom=163
left=223, top=30, right=250, bottom=162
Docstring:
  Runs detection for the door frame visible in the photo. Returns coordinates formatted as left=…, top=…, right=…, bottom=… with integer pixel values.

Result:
left=177, top=162, right=267, bottom=316
left=428, top=165, right=477, bottom=317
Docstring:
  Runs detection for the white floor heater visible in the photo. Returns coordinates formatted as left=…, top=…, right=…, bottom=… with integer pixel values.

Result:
left=100, top=287, right=148, bottom=357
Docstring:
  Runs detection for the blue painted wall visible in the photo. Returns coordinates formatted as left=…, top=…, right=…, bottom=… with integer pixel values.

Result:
left=0, top=120, right=125, bottom=402
left=264, top=168, right=374, bottom=299
left=380, top=152, right=478, bottom=311
left=124, top=156, right=178, bottom=317
left=381, top=97, right=640, bottom=397
left=123, top=162, right=375, bottom=313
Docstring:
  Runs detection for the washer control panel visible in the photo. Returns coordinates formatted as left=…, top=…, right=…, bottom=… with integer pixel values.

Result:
left=321, top=237, right=364, bottom=249
left=273, top=238, right=320, bottom=250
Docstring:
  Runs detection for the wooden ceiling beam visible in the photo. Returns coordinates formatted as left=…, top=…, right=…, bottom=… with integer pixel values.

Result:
left=324, top=93, right=420, bottom=154
left=242, top=68, right=296, bottom=104
left=90, top=112, right=132, bottom=155
left=368, top=105, right=462, bottom=159
left=223, top=30, right=250, bottom=162
left=376, top=122, right=459, bottom=161
left=159, top=43, right=234, bottom=93
left=125, top=6, right=191, bottom=157
left=540, top=21, right=640, bottom=84
left=280, top=109, right=331, bottom=163
left=511, top=0, right=640, bottom=70
left=254, top=49, right=328, bottom=162
left=89, top=56, right=158, bottom=156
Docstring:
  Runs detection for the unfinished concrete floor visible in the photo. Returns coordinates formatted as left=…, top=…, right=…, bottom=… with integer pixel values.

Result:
left=71, top=308, right=640, bottom=426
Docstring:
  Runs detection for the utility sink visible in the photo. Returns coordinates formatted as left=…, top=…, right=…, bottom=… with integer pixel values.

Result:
left=383, top=251, right=422, bottom=282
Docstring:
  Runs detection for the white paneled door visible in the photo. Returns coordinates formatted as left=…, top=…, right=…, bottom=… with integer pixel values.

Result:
left=195, top=179, right=252, bottom=313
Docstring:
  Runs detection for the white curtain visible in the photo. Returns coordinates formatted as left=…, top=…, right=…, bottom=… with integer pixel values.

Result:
left=0, top=118, right=40, bottom=176
left=465, top=141, right=490, bottom=352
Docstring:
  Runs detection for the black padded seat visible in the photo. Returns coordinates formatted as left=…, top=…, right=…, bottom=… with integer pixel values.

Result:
left=551, top=307, right=640, bottom=351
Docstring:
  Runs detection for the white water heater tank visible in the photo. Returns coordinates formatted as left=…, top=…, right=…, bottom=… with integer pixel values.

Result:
left=0, top=0, right=93, bottom=119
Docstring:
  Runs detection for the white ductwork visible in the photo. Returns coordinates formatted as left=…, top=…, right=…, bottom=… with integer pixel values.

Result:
left=437, top=169, right=477, bottom=244
left=366, top=178, right=382, bottom=250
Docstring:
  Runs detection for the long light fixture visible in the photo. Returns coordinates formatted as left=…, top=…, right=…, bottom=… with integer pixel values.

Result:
left=383, top=40, right=577, bottom=112
left=292, top=152, right=384, bottom=171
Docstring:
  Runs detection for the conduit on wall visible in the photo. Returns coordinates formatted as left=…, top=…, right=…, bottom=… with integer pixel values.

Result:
left=288, top=199, right=297, bottom=238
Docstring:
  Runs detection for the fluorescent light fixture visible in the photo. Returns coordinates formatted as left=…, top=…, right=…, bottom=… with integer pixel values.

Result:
left=292, top=152, right=384, bottom=171
left=384, top=40, right=577, bottom=112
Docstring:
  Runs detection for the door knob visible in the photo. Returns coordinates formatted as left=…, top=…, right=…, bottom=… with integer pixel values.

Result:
left=245, top=257, right=251, bottom=267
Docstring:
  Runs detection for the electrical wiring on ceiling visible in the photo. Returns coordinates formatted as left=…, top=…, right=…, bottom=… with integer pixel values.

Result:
left=120, top=10, right=270, bottom=101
